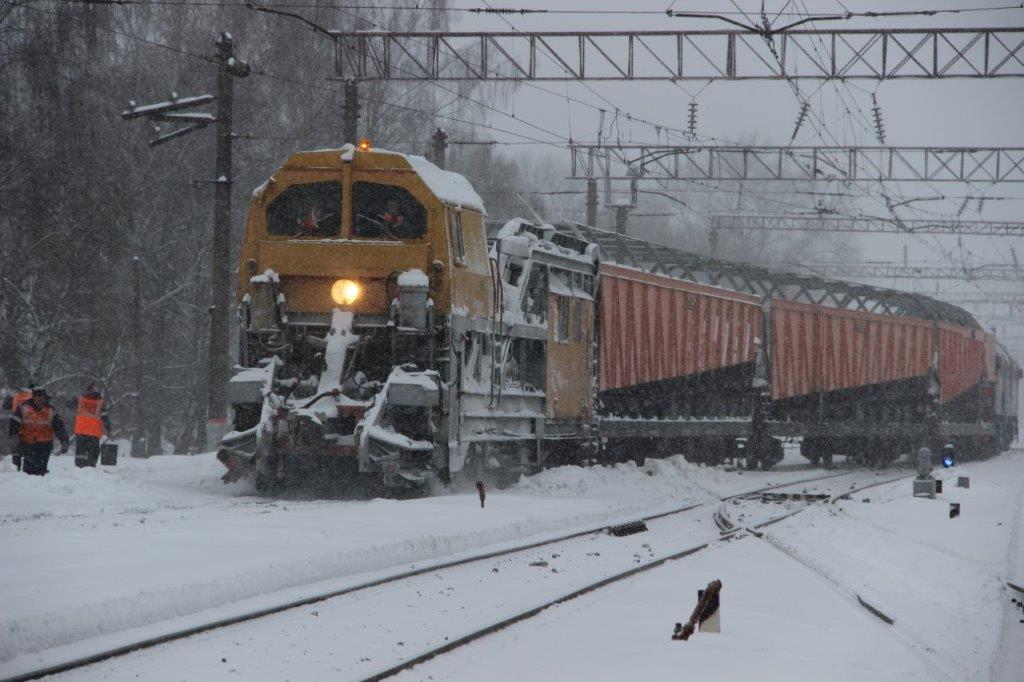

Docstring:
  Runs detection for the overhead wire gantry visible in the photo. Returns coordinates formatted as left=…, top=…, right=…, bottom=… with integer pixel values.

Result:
left=710, top=213, right=1024, bottom=236
left=569, top=144, right=1024, bottom=182
left=331, top=27, right=1024, bottom=81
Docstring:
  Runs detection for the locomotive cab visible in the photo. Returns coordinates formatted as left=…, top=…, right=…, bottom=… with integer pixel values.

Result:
left=236, top=144, right=492, bottom=323
left=220, top=144, right=493, bottom=491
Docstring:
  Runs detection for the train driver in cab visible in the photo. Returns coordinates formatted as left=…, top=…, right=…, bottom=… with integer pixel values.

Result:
left=381, top=198, right=405, bottom=230
left=353, top=183, right=425, bottom=239
left=380, top=198, right=421, bottom=239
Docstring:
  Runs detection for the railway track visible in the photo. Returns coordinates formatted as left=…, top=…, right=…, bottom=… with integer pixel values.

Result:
left=352, top=470, right=916, bottom=682
left=746, top=474, right=962, bottom=682
left=3, top=466, right=870, bottom=682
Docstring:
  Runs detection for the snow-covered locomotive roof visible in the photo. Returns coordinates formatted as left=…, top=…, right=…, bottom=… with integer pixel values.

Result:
left=405, top=153, right=484, bottom=214
left=279, top=143, right=484, bottom=214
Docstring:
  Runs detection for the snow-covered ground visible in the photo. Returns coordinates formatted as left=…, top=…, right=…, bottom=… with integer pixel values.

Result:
left=0, top=447, right=822, bottom=677
left=391, top=450, right=1024, bottom=682
left=394, top=540, right=935, bottom=682
left=764, top=449, right=1024, bottom=682
left=3, top=447, right=1021, bottom=682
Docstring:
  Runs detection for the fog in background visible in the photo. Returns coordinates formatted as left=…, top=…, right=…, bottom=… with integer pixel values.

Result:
left=442, top=0, right=1024, bottom=365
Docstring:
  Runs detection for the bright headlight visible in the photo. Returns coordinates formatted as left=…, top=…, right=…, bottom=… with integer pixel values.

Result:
left=331, top=279, right=363, bottom=306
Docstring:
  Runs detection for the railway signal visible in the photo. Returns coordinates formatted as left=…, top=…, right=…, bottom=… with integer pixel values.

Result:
left=913, top=447, right=938, bottom=499
left=122, top=32, right=250, bottom=447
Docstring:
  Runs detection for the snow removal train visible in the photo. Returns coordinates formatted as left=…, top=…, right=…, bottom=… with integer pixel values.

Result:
left=217, top=143, right=1020, bottom=493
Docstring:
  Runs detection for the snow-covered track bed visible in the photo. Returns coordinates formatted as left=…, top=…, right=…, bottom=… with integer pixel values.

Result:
left=2, top=470, right=861, bottom=682
left=714, top=468, right=914, bottom=534
left=366, top=470, right=938, bottom=682
left=346, top=470, right=901, bottom=682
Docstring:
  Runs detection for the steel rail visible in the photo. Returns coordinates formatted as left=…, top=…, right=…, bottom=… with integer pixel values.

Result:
left=357, top=470, right=899, bottom=681
left=1, top=468, right=859, bottom=682
left=747, top=473, right=962, bottom=682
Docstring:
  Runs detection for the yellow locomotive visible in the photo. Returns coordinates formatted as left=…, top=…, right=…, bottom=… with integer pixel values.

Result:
left=218, top=143, right=599, bottom=491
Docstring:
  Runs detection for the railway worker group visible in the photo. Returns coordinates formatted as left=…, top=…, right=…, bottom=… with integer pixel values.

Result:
left=3, top=382, right=112, bottom=476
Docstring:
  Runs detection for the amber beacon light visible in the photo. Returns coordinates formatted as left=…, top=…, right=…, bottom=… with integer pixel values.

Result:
left=357, top=138, right=371, bottom=151
left=331, top=279, right=363, bottom=306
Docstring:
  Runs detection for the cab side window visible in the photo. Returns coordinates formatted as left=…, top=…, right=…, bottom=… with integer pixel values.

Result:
left=556, top=297, right=571, bottom=342
left=352, top=182, right=427, bottom=239
left=449, top=209, right=466, bottom=264
left=266, top=181, right=341, bottom=237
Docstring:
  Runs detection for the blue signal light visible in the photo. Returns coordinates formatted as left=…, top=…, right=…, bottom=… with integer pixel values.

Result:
left=942, top=456, right=954, bottom=468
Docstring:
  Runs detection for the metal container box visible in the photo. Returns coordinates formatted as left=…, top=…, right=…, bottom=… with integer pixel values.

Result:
left=937, top=323, right=985, bottom=403
left=771, top=299, right=933, bottom=401
left=597, top=263, right=762, bottom=392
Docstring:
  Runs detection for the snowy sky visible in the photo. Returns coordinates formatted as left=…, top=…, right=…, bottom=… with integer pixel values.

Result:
left=428, top=0, right=1024, bottom=360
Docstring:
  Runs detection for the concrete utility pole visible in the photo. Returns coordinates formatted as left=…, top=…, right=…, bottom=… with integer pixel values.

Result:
left=209, top=32, right=249, bottom=444
left=343, top=80, right=360, bottom=144
left=131, top=256, right=144, bottom=456
left=614, top=206, right=629, bottom=234
left=585, top=177, right=598, bottom=227
left=121, top=31, right=248, bottom=450
left=431, top=128, right=448, bottom=169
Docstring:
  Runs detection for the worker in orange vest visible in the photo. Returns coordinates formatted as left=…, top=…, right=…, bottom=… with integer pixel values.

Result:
left=9, top=388, right=69, bottom=476
left=4, top=384, right=34, bottom=471
left=73, top=382, right=112, bottom=468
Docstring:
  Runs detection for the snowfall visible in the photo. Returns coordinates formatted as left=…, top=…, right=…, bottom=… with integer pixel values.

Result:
left=1, top=444, right=1021, bottom=682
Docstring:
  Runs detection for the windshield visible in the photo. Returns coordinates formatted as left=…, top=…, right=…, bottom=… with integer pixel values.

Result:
left=266, top=181, right=341, bottom=237
left=352, top=181, right=427, bottom=240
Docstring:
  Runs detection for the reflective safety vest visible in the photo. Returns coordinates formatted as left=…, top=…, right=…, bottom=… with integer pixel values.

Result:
left=19, top=403, right=56, bottom=444
left=10, top=390, right=31, bottom=413
left=74, top=395, right=105, bottom=437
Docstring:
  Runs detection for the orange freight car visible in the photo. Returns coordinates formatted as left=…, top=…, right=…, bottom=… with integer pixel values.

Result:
left=597, top=263, right=762, bottom=392
left=769, top=300, right=987, bottom=405
left=770, top=299, right=934, bottom=402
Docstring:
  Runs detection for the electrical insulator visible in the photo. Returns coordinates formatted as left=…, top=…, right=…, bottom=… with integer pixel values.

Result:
left=871, top=93, right=886, bottom=144
left=956, top=196, right=970, bottom=217
left=791, top=101, right=810, bottom=142
left=687, top=101, right=698, bottom=138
